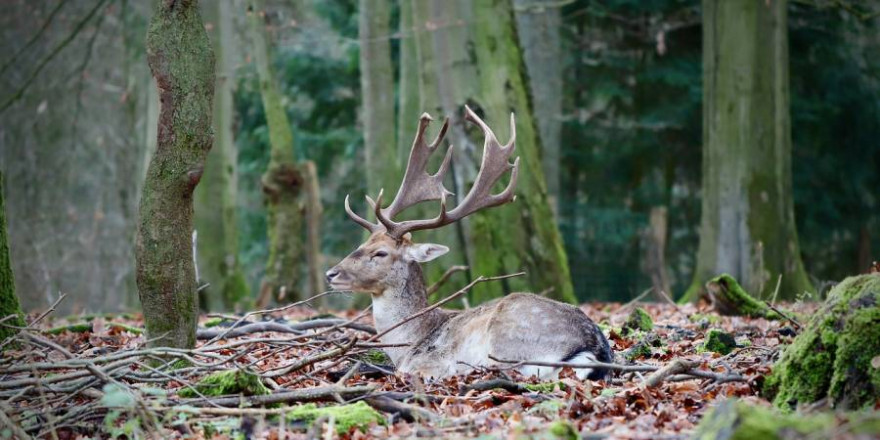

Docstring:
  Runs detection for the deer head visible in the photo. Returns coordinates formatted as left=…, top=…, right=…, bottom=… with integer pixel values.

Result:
left=326, top=106, right=519, bottom=295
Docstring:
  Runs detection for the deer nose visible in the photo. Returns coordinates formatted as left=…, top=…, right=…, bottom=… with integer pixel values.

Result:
left=325, top=269, right=340, bottom=283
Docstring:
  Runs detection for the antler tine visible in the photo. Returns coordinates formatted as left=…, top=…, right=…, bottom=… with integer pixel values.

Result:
left=379, top=113, right=454, bottom=224
left=375, top=107, right=519, bottom=239
left=344, top=194, right=384, bottom=233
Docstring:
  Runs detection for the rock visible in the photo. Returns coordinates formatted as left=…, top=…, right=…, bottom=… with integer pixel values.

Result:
left=622, top=307, right=653, bottom=336
left=763, top=273, right=880, bottom=410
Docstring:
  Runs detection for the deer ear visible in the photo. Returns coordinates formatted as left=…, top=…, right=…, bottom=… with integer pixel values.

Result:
left=405, top=243, right=449, bottom=263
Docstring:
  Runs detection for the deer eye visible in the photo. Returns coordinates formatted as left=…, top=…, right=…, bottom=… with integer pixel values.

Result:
left=372, top=251, right=388, bottom=259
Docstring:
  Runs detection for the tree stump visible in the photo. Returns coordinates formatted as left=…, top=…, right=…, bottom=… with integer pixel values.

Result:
left=763, top=273, right=880, bottom=410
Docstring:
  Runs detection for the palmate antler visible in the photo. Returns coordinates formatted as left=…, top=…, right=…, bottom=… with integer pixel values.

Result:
left=345, top=105, right=520, bottom=240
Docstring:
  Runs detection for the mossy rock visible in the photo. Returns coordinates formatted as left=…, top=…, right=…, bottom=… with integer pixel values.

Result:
left=692, top=399, right=880, bottom=440
left=623, top=332, right=661, bottom=361
left=547, top=420, right=579, bottom=440
left=705, top=274, right=780, bottom=319
left=622, top=307, right=653, bottom=336
left=286, top=401, right=384, bottom=434
left=698, top=329, right=737, bottom=355
left=178, top=369, right=270, bottom=398
left=523, top=381, right=566, bottom=393
left=356, top=348, right=392, bottom=365
left=763, top=274, right=880, bottom=410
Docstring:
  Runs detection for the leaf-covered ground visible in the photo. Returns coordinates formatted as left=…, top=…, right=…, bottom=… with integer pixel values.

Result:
left=1, top=299, right=817, bottom=439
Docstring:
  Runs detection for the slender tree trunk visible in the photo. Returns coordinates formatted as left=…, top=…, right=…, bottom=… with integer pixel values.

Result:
left=683, top=0, right=812, bottom=301
left=137, top=0, right=215, bottom=349
left=195, top=0, right=249, bottom=311
left=464, top=0, right=576, bottom=304
left=513, top=0, right=562, bottom=214
left=0, top=172, right=25, bottom=345
left=303, top=161, right=325, bottom=298
left=249, top=0, right=304, bottom=307
left=359, top=0, right=400, bottom=194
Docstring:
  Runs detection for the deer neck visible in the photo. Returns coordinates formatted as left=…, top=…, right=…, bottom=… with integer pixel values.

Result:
left=371, top=262, right=444, bottom=364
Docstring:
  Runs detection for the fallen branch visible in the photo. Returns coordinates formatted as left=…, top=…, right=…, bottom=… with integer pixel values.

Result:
left=177, top=385, right=375, bottom=407
left=196, top=319, right=375, bottom=340
left=458, top=378, right=530, bottom=395
left=427, top=265, right=469, bottom=295
left=644, top=359, right=697, bottom=387
left=365, top=395, right=436, bottom=422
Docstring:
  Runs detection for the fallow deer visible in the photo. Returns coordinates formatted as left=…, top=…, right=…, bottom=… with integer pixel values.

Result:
left=326, top=106, right=612, bottom=380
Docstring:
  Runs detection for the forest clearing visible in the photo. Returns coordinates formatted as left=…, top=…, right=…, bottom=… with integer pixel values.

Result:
left=1, top=0, right=879, bottom=438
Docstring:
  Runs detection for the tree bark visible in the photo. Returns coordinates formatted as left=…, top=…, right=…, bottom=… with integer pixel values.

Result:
left=683, top=0, right=812, bottom=302
left=138, top=0, right=215, bottom=349
left=359, top=0, right=401, bottom=194
left=303, top=161, right=325, bottom=298
left=465, top=0, right=576, bottom=304
left=0, top=172, right=25, bottom=345
left=195, top=0, right=249, bottom=311
left=248, top=0, right=304, bottom=307
left=513, top=0, right=563, bottom=215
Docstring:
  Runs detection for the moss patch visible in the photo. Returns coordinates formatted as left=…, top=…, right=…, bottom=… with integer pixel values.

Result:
left=356, top=349, right=392, bottom=365
left=699, top=329, right=737, bottom=355
left=705, top=274, right=780, bottom=319
left=622, top=307, right=653, bottom=336
left=764, top=274, right=880, bottom=410
left=547, top=420, right=578, bottom=440
left=286, top=401, right=384, bottom=434
left=693, top=399, right=880, bottom=440
left=178, top=370, right=269, bottom=398
left=523, top=382, right=566, bottom=393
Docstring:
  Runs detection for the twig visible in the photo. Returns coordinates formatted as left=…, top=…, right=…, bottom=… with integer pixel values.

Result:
left=366, top=272, right=525, bottom=343
left=365, top=395, right=436, bottom=422
left=489, top=355, right=657, bottom=373
left=177, top=385, right=375, bottom=407
left=458, top=378, right=530, bottom=395
left=427, top=265, right=468, bottom=295
left=0, top=402, right=32, bottom=440
left=0, top=0, right=69, bottom=77
left=619, top=287, right=654, bottom=313
left=263, top=338, right=358, bottom=378
left=764, top=300, right=801, bottom=331
left=644, top=359, right=698, bottom=388
left=195, top=318, right=375, bottom=339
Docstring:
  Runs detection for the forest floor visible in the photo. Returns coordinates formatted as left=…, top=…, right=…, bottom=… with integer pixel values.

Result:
left=1, top=296, right=816, bottom=439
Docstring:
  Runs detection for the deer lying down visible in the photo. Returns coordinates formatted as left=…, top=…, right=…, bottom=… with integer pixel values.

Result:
left=327, top=106, right=613, bottom=380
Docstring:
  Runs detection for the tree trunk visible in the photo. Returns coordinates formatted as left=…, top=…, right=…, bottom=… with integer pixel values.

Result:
left=642, top=206, right=671, bottom=298
left=303, top=161, right=325, bottom=298
left=249, top=0, right=304, bottom=307
left=359, top=0, right=401, bottom=194
left=465, top=0, right=575, bottom=304
left=683, top=0, right=812, bottom=302
left=513, top=0, right=562, bottom=215
left=195, top=0, right=249, bottom=311
left=0, top=172, right=25, bottom=345
left=137, top=0, right=215, bottom=349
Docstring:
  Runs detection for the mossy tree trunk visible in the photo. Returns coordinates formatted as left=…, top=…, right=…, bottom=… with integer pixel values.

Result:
left=249, top=0, right=305, bottom=307
left=359, top=0, right=400, bottom=195
left=513, top=0, right=562, bottom=214
left=684, top=0, right=812, bottom=302
left=195, top=0, right=249, bottom=311
left=763, top=274, right=880, bottom=410
left=465, top=0, right=575, bottom=304
left=0, top=172, right=25, bottom=345
left=137, top=0, right=215, bottom=349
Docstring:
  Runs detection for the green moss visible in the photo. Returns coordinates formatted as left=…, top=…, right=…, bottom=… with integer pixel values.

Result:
left=547, top=420, right=578, bottom=440
left=625, top=341, right=653, bottom=361
left=178, top=370, right=269, bottom=398
left=203, top=317, right=223, bottom=328
left=706, top=274, right=780, bottom=319
left=694, top=399, right=880, bottom=440
left=765, top=274, right=880, bottom=410
left=527, top=399, right=565, bottom=417
left=688, top=313, right=721, bottom=325
left=43, top=322, right=143, bottom=335
left=523, top=382, right=565, bottom=393
left=622, top=307, right=653, bottom=336
left=699, top=329, right=737, bottom=355
left=357, top=349, right=392, bottom=365
left=285, top=402, right=384, bottom=434
left=0, top=171, right=25, bottom=346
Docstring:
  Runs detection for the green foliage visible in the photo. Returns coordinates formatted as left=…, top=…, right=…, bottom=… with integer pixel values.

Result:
left=178, top=369, right=270, bottom=398
left=286, top=401, right=384, bottom=434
